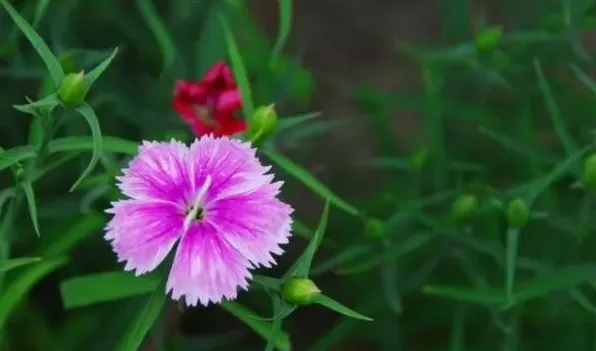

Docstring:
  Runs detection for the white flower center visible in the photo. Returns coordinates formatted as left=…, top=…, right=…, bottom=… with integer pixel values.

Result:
left=183, top=175, right=211, bottom=233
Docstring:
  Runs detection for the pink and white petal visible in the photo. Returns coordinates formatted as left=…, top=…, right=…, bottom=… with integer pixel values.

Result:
left=117, top=140, right=192, bottom=204
left=166, top=221, right=252, bottom=306
left=206, top=186, right=294, bottom=268
left=105, top=199, right=184, bottom=275
left=188, top=137, right=267, bottom=203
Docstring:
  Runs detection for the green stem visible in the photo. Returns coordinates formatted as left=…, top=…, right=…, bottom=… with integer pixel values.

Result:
left=505, top=227, right=520, bottom=305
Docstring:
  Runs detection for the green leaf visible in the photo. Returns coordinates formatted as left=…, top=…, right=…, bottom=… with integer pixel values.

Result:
left=84, top=47, right=119, bottom=87
left=313, top=294, right=372, bottom=321
left=0, top=146, right=36, bottom=172
left=513, top=264, right=596, bottom=305
left=570, top=64, right=596, bottom=96
left=220, top=16, right=254, bottom=126
left=48, top=136, right=137, bottom=155
left=285, top=200, right=330, bottom=278
left=135, top=0, right=175, bottom=74
left=116, top=281, right=166, bottom=351
left=13, top=93, right=60, bottom=115
left=422, top=285, right=505, bottom=305
left=0, top=257, right=68, bottom=332
left=310, top=245, right=372, bottom=276
left=21, top=182, right=40, bottom=236
left=0, top=0, right=64, bottom=86
left=270, top=0, right=292, bottom=66
left=337, top=233, right=433, bottom=275
left=263, top=149, right=359, bottom=216
left=252, top=275, right=282, bottom=291
left=32, top=0, right=51, bottom=27
left=525, top=147, right=589, bottom=205
left=0, top=188, right=16, bottom=214
left=220, top=302, right=291, bottom=351
left=534, top=58, right=579, bottom=156
left=70, top=103, right=103, bottom=191
left=275, top=112, right=321, bottom=134
left=0, top=257, right=41, bottom=272
left=60, top=271, right=160, bottom=309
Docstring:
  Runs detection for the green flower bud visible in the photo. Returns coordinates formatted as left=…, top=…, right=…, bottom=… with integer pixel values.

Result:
left=409, top=148, right=429, bottom=171
left=451, top=194, right=477, bottom=222
left=58, top=71, right=89, bottom=107
left=250, top=104, right=278, bottom=145
left=365, top=218, right=386, bottom=240
left=475, top=26, right=503, bottom=51
left=282, top=278, right=321, bottom=305
left=506, top=197, right=530, bottom=228
left=583, top=153, right=596, bottom=191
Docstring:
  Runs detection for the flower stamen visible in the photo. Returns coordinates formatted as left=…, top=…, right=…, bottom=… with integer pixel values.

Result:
left=183, top=175, right=212, bottom=232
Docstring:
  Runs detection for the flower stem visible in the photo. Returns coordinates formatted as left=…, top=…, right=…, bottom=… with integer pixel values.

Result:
left=505, top=227, right=520, bottom=305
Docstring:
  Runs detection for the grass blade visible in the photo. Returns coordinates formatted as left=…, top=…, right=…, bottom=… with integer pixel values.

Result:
left=220, top=16, right=254, bottom=125
left=264, top=148, right=359, bottom=216
left=60, top=271, right=160, bottom=309
left=0, top=257, right=41, bottom=272
left=270, top=0, right=292, bottom=66
left=84, top=47, right=119, bottom=87
left=0, top=146, right=36, bottom=172
left=0, top=0, right=64, bottom=86
left=135, top=0, right=175, bottom=74
left=48, top=136, right=137, bottom=155
left=21, top=181, right=40, bottom=236
left=314, top=295, right=372, bottom=321
left=116, top=281, right=166, bottom=351
left=534, top=58, right=579, bottom=156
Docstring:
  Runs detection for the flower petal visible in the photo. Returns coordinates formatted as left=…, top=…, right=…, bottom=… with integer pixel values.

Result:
left=202, top=61, right=235, bottom=89
left=207, top=182, right=293, bottom=269
left=166, top=220, right=251, bottom=306
left=105, top=199, right=184, bottom=275
left=117, top=140, right=192, bottom=204
left=188, top=136, right=263, bottom=202
left=215, top=89, right=242, bottom=114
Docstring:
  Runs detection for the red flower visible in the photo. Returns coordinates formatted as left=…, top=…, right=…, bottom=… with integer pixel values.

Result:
left=173, top=62, right=247, bottom=137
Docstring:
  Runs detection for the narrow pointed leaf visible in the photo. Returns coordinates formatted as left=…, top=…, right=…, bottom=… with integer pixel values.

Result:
left=270, top=0, right=292, bottom=65
left=422, top=285, right=505, bottom=305
left=85, top=47, right=119, bottom=87
left=513, top=264, right=596, bottom=304
left=276, top=112, right=321, bottom=133
left=0, top=188, right=16, bottom=214
left=285, top=199, right=330, bottom=278
left=60, top=271, right=160, bottom=309
left=534, top=58, right=579, bottom=156
left=0, top=257, right=68, bottom=332
left=314, top=295, right=372, bottom=321
left=0, top=146, right=36, bottom=172
left=570, top=64, right=596, bottom=96
left=264, top=149, right=358, bottom=216
left=220, top=16, right=254, bottom=125
left=135, top=0, right=175, bottom=74
left=32, top=0, right=51, bottom=27
left=13, top=93, right=59, bottom=115
left=48, top=136, right=137, bottom=155
left=0, top=257, right=41, bottom=272
left=0, top=0, right=64, bottom=85
left=70, top=103, right=103, bottom=191
left=21, top=182, right=40, bottom=236
left=42, top=212, right=105, bottom=257
left=221, top=302, right=291, bottom=351
left=116, top=282, right=166, bottom=351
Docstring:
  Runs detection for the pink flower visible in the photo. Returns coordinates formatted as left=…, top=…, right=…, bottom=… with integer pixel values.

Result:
left=105, top=136, right=293, bottom=306
left=173, top=62, right=247, bottom=137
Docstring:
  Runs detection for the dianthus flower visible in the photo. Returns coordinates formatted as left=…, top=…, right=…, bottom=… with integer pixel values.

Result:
left=105, top=136, right=293, bottom=306
left=173, top=62, right=247, bottom=137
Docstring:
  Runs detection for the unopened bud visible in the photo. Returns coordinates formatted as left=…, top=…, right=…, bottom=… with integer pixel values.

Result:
left=583, top=153, right=596, bottom=191
left=451, top=194, right=477, bottom=222
left=410, top=148, right=429, bottom=171
left=365, top=218, right=386, bottom=240
left=250, top=104, right=277, bottom=145
left=475, top=26, right=503, bottom=51
left=506, top=197, right=530, bottom=228
left=282, top=278, right=321, bottom=305
left=58, top=71, right=88, bottom=107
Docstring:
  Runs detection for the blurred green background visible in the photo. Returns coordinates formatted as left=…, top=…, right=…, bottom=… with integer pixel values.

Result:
left=4, top=0, right=596, bottom=350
